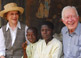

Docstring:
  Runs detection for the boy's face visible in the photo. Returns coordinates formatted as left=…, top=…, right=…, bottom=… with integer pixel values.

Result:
left=41, top=25, right=53, bottom=40
left=27, top=29, right=37, bottom=43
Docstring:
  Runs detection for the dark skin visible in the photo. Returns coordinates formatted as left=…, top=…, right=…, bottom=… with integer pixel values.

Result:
left=22, top=41, right=27, bottom=58
left=22, top=28, right=38, bottom=58
left=45, top=37, right=53, bottom=44
left=41, top=25, right=53, bottom=44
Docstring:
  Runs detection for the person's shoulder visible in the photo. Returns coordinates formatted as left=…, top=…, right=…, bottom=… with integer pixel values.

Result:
left=1, top=24, right=7, bottom=28
left=36, top=39, right=44, bottom=45
left=37, top=39, right=43, bottom=43
left=0, top=26, right=6, bottom=32
left=0, top=28, right=3, bottom=32
left=52, top=38, right=62, bottom=46
left=27, top=43, right=32, bottom=49
left=61, top=26, right=67, bottom=31
left=61, top=26, right=67, bottom=33
left=78, top=22, right=81, bottom=29
left=53, top=38, right=61, bottom=43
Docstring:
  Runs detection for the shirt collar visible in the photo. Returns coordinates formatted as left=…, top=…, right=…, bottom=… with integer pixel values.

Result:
left=65, top=22, right=80, bottom=36
left=6, top=21, right=21, bottom=31
left=43, top=38, right=54, bottom=45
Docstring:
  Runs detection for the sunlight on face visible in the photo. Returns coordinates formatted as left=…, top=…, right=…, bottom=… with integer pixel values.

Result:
left=27, top=29, right=37, bottom=43
left=6, top=11, right=19, bottom=25
left=62, top=8, right=79, bottom=33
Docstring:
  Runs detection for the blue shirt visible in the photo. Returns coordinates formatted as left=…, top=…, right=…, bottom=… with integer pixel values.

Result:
left=61, top=23, right=81, bottom=58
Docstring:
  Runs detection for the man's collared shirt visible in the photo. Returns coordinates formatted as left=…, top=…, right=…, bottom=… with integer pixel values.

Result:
left=61, top=23, right=81, bottom=58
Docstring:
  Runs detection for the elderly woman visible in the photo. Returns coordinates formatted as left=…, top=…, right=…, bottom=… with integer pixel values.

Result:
left=36, top=21, right=62, bottom=58
left=0, top=3, right=29, bottom=58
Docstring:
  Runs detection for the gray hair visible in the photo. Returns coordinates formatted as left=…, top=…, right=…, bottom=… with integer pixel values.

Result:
left=61, top=6, right=79, bottom=20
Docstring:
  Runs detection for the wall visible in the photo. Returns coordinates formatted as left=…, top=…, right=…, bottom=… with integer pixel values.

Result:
left=1, top=0, right=81, bottom=33
left=25, top=0, right=81, bottom=34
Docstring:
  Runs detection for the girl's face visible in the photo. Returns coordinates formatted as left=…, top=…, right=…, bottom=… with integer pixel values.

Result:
left=27, top=29, right=37, bottom=43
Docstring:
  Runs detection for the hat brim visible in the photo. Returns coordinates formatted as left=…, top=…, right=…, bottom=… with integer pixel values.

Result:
left=0, top=7, right=24, bottom=17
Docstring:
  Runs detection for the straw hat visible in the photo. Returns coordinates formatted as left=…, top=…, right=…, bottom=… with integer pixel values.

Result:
left=0, top=3, right=24, bottom=17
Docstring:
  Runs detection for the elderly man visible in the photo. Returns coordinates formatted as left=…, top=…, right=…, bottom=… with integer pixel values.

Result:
left=0, top=3, right=29, bottom=58
left=61, top=6, right=81, bottom=58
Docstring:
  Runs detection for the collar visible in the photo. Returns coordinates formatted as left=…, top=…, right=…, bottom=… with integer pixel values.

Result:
left=65, top=22, right=80, bottom=36
left=6, top=21, right=21, bottom=31
left=43, top=38, right=54, bottom=45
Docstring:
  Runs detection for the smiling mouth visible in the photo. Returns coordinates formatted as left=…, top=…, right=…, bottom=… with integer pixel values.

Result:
left=12, top=19, right=18, bottom=21
left=29, top=39, right=33, bottom=41
left=13, top=19, right=17, bottom=20
left=68, top=22, right=74, bottom=26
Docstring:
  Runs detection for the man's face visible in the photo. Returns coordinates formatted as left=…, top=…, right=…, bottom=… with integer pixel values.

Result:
left=6, top=11, right=19, bottom=25
left=62, top=8, right=79, bottom=33
left=41, top=25, right=52, bottom=40
left=27, top=29, right=37, bottom=43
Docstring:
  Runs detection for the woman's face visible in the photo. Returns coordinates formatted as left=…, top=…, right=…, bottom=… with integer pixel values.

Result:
left=6, top=11, right=19, bottom=25
left=27, top=29, right=37, bottom=43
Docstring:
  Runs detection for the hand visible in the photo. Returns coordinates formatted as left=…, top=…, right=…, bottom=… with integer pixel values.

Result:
left=0, top=56, right=5, bottom=58
left=22, top=41, right=27, bottom=50
left=22, top=41, right=27, bottom=58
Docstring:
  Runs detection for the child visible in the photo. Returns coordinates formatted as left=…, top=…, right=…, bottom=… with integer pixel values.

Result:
left=22, top=27, right=38, bottom=58
left=36, top=21, right=62, bottom=58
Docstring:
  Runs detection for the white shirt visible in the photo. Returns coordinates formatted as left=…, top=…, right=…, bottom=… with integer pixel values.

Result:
left=0, top=21, right=30, bottom=56
left=36, top=38, right=62, bottom=58
left=26, top=42, right=38, bottom=58
left=0, top=29, right=5, bottom=56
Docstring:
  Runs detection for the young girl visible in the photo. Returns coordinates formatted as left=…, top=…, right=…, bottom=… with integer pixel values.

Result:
left=22, top=27, right=38, bottom=58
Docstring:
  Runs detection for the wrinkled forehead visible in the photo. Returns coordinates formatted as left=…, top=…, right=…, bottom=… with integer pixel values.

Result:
left=63, top=8, right=77, bottom=16
left=62, top=8, right=78, bottom=20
